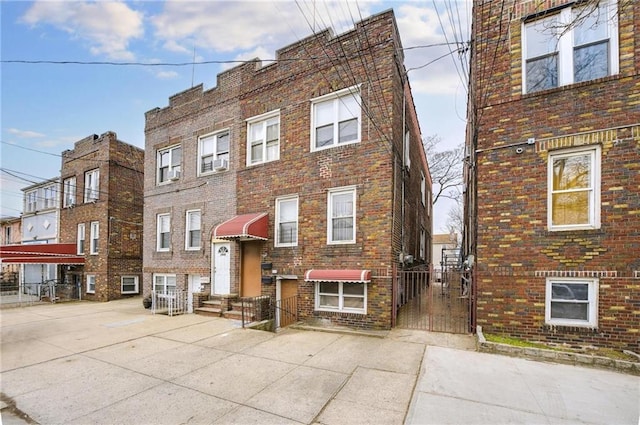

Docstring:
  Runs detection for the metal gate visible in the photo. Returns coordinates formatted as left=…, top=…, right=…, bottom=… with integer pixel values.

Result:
left=394, top=264, right=473, bottom=333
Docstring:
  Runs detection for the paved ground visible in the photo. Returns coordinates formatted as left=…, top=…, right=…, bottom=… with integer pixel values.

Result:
left=1, top=298, right=638, bottom=425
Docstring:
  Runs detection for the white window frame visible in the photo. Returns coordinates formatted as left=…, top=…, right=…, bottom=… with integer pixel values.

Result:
left=545, top=277, right=598, bottom=328
left=275, top=196, right=298, bottom=247
left=90, top=221, right=99, bottom=255
left=198, top=131, right=229, bottom=175
left=327, top=186, right=357, bottom=244
left=84, top=169, right=100, bottom=202
left=153, top=273, right=177, bottom=296
left=25, top=190, right=37, bottom=213
left=404, top=130, right=411, bottom=169
left=157, top=145, right=181, bottom=184
left=246, top=110, right=280, bottom=166
left=315, top=281, right=367, bottom=314
left=522, top=1, right=619, bottom=94
left=547, top=146, right=600, bottom=231
left=420, top=228, right=426, bottom=260
left=63, top=177, right=76, bottom=207
left=43, top=184, right=56, bottom=209
left=420, top=172, right=426, bottom=206
left=185, top=210, right=201, bottom=251
left=77, top=223, right=86, bottom=255
left=121, top=276, right=139, bottom=294
left=310, top=85, right=361, bottom=151
left=86, top=275, right=96, bottom=294
left=157, top=213, right=171, bottom=251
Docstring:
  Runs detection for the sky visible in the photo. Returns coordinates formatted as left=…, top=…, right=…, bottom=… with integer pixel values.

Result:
left=0, top=0, right=471, bottom=233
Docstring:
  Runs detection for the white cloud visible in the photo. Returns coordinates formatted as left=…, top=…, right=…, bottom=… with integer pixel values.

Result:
left=7, top=128, right=45, bottom=138
left=156, top=70, right=179, bottom=80
left=21, top=1, right=144, bottom=60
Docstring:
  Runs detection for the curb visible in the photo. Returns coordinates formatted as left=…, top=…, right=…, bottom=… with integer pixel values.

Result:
left=476, top=326, right=640, bottom=376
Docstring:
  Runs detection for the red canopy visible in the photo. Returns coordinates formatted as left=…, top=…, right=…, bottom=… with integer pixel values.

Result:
left=304, top=269, right=372, bottom=283
left=213, top=213, right=268, bottom=240
left=0, top=244, right=85, bottom=264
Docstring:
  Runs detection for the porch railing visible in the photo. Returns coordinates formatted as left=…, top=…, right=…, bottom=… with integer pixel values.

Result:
left=151, top=290, right=187, bottom=316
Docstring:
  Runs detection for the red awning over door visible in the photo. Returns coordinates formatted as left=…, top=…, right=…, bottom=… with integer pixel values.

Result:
left=304, top=269, right=372, bottom=283
left=0, top=244, right=85, bottom=264
left=213, top=213, right=269, bottom=241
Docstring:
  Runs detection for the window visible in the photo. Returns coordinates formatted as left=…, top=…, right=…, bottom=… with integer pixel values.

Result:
left=157, top=213, right=171, bottom=251
left=420, top=228, right=426, bottom=260
left=86, top=275, right=96, bottom=294
left=420, top=172, right=426, bottom=206
left=247, top=112, right=280, bottom=165
left=404, top=130, right=411, bottom=169
left=121, top=276, right=139, bottom=294
left=199, top=131, right=229, bottom=174
left=90, top=221, right=99, bottom=254
left=316, top=281, right=366, bottom=314
left=548, top=146, right=600, bottom=231
left=153, top=273, right=176, bottom=295
left=4, top=226, right=11, bottom=245
left=545, top=278, right=598, bottom=327
left=523, top=1, right=618, bottom=93
left=311, top=86, right=361, bottom=150
left=328, top=187, right=356, bottom=244
left=63, top=177, right=76, bottom=207
left=158, top=145, right=181, bottom=183
left=25, top=190, right=37, bottom=213
left=77, top=223, right=85, bottom=254
left=275, top=196, right=298, bottom=247
left=43, top=185, right=56, bottom=209
left=185, top=210, right=201, bottom=250
left=84, top=169, right=99, bottom=202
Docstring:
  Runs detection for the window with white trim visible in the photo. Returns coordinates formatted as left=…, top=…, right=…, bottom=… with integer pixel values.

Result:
left=420, top=228, right=426, bottom=260
left=548, top=146, right=600, bottom=231
left=545, top=277, right=598, bottom=327
left=157, top=213, right=171, bottom=251
left=185, top=210, right=201, bottom=250
left=84, top=169, right=100, bottom=202
left=328, top=187, right=356, bottom=244
left=275, top=196, right=298, bottom=247
left=153, top=273, right=176, bottom=295
left=63, top=177, right=76, bottom=207
left=121, top=276, right=139, bottom=294
left=86, top=275, right=96, bottom=294
left=523, top=1, right=618, bottom=93
left=420, top=172, right=426, bottom=206
left=247, top=112, right=280, bottom=165
left=199, top=131, right=229, bottom=174
left=404, top=130, right=411, bottom=169
left=90, top=221, right=99, bottom=255
left=311, top=86, right=361, bottom=151
left=43, top=184, right=57, bottom=209
left=25, top=190, right=37, bottom=213
left=157, top=145, right=181, bottom=183
left=77, top=223, right=85, bottom=254
left=315, top=281, right=366, bottom=314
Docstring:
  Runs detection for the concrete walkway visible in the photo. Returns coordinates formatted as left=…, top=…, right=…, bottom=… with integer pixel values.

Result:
left=1, top=298, right=637, bottom=424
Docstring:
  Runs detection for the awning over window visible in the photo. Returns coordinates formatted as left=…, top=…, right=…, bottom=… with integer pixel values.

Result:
left=304, top=269, right=371, bottom=283
left=0, top=244, right=85, bottom=264
left=213, top=212, right=268, bottom=241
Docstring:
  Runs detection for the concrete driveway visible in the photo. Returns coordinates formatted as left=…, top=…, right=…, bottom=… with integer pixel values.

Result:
left=1, top=298, right=638, bottom=424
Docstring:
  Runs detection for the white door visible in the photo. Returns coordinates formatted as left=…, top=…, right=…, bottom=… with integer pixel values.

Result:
left=187, top=274, right=201, bottom=313
left=213, top=242, right=231, bottom=294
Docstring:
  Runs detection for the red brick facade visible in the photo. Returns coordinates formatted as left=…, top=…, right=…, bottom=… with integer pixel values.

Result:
left=465, top=0, right=640, bottom=350
left=59, top=132, right=144, bottom=301
left=144, top=10, right=432, bottom=329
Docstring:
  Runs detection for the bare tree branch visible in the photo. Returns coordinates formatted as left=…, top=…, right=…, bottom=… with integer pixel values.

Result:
left=423, top=134, right=464, bottom=205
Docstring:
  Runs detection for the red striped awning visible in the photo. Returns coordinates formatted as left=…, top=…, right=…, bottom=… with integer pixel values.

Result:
left=304, top=269, right=371, bottom=283
left=0, top=244, right=85, bottom=264
left=214, top=212, right=268, bottom=240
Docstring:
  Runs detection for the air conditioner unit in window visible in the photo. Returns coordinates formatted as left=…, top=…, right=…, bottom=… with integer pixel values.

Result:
left=169, top=170, right=181, bottom=181
left=213, top=159, right=228, bottom=171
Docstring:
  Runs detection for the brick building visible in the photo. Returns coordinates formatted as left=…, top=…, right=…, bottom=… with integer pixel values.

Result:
left=144, top=9, right=432, bottom=329
left=59, top=132, right=144, bottom=301
left=464, top=0, right=640, bottom=350
left=1, top=217, right=22, bottom=285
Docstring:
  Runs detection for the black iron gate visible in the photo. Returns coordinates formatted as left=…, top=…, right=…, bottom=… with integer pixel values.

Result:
left=394, top=265, right=473, bottom=333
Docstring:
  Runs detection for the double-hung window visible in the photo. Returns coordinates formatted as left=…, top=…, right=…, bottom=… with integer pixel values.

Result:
left=199, top=131, right=229, bottom=174
left=548, top=146, right=600, bottom=231
left=157, top=213, right=171, bottom=251
left=275, top=196, right=298, bottom=247
left=247, top=112, right=280, bottom=165
left=185, top=210, right=201, bottom=250
left=84, top=169, right=99, bottom=202
left=25, top=190, right=37, bottom=213
left=90, top=221, right=99, bottom=254
left=158, top=145, right=181, bottom=183
left=546, top=278, right=598, bottom=327
left=523, top=1, right=618, bottom=93
left=86, top=275, right=96, bottom=294
left=420, top=172, right=426, bottom=206
left=153, top=274, right=176, bottom=296
left=63, top=177, right=76, bottom=207
left=77, top=223, right=86, bottom=254
left=43, top=185, right=56, bottom=209
left=316, top=281, right=366, bottom=314
left=311, top=86, right=361, bottom=150
left=328, top=187, right=356, bottom=244
left=121, top=276, right=139, bottom=294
